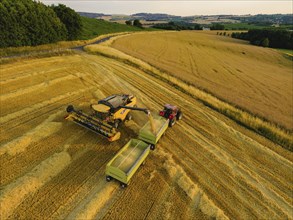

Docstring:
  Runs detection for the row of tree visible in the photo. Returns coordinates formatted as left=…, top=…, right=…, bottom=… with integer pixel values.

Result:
left=0, top=0, right=82, bottom=48
left=231, top=29, right=293, bottom=49
left=152, top=21, right=202, bottom=30
left=125, top=19, right=143, bottom=28
left=210, top=23, right=225, bottom=30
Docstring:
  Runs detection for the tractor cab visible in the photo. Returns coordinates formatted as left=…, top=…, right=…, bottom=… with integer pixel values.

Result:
left=159, top=104, right=182, bottom=127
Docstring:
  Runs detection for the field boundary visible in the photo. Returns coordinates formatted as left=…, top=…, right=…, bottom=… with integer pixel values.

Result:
left=84, top=44, right=293, bottom=151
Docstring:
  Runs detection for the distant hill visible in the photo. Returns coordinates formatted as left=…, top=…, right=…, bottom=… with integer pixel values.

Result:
left=78, top=12, right=108, bottom=18
left=132, top=13, right=181, bottom=21
left=78, top=12, right=292, bottom=26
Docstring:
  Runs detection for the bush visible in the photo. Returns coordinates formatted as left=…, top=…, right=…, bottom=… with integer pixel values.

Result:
left=133, top=19, right=142, bottom=28
left=125, top=20, right=132, bottom=26
left=261, top=38, right=269, bottom=47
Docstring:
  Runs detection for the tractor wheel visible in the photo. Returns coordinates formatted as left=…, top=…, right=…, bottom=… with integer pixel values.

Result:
left=176, top=111, right=183, bottom=120
left=150, top=144, right=155, bottom=150
left=169, top=118, right=176, bottom=127
left=66, top=105, right=74, bottom=113
left=121, top=183, right=127, bottom=188
left=106, top=176, right=112, bottom=182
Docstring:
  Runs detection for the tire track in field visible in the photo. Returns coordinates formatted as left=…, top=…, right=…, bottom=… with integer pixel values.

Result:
left=93, top=55, right=292, bottom=219
left=0, top=57, right=82, bottom=80
left=9, top=134, right=128, bottom=219
left=0, top=75, right=77, bottom=101
left=0, top=121, right=90, bottom=186
left=101, top=160, right=170, bottom=220
left=0, top=87, right=92, bottom=124
left=84, top=56, right=230, bottom=218
left=0, top=68, right=71, bottom=95
left=3, top=59, right=138, bottom=217
left=166, top=127, right=291, bottom=219
left=0, top=151, right=71, bottom=220
left=0, top=77, right=86, bottom=116
left=2, top=53, right=292, bottom=219
left=0, top=110, right=64, bottom=157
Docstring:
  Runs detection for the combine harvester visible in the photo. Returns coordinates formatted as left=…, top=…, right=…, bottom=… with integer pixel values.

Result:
left=65, top=94, right=182, bottom=187
left=65, top=94, right=149, bottom=141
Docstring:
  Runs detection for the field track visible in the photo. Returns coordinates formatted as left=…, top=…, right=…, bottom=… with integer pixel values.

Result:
left=0, top=50, right=292, bottom=219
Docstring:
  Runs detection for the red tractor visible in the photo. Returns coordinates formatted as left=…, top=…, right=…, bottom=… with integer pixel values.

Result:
left=159, top=104, right=183, bottom=127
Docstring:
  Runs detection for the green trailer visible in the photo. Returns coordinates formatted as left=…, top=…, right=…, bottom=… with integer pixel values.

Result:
left=105, top=139, right=151, bottom=187
left=105, top=106, right=181, bottom=188
left=138, top=115, right=169, bottom=150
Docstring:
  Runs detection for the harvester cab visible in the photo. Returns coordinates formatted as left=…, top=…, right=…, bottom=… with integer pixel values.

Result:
left=90, top=94, right=136, bottom=128
left=159, top=104, right=183, bottom=127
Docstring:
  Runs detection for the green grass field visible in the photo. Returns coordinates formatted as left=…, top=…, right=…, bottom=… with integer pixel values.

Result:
left=277, top=49, right=293, bottom=56
left=80, top=16, right=154, bottom=40
left=0, top=17, right=156, bottom=57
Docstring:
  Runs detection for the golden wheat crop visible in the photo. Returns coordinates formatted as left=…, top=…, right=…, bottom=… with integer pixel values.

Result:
left=111, top=31, right=293, bottom=130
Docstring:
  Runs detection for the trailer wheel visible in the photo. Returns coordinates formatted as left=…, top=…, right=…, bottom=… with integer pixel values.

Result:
left=176, top=111, right=183, bottom=120
left=106, top=176, right=112, bottom=182
left=121, top=183, right=127, bottom=188
left=66, top=105, right=74, bottom=113
left=150, top=144, right=155, bottom=151
left=169, top=118, right=176, bottom=127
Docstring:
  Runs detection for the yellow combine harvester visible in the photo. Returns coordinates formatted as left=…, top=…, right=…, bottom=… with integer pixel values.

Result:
left=65, top=94, right=149, bottom=142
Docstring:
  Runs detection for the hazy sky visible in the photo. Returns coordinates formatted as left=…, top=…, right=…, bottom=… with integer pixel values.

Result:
left=40, top=1, right=293, bottom=16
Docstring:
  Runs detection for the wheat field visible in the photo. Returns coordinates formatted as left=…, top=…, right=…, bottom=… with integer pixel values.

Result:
left=111, top=31, right=293, bottom=130
left=1, top=32, right=292, bottom=219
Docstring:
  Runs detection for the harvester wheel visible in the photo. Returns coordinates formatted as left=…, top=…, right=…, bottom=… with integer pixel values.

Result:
left=114, top=120, right=120, bottom=129
left=176, top=111, right=183, bottom=120
left=66, top=105, right=74, bottom=113
left=121, top=183, right=127, bottom=188
left=126, top=114, right=132, bottom=121
left=106, top=176, right=112, bottom=182
left=150, top=144, right=155, bottom=150
left=169, top=118, right=176, bottom=127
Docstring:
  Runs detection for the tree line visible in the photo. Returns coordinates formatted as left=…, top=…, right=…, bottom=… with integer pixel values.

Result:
left=231, top=29, right=293, bottom=49
left=152, top=21, right=202, bottom=30
left=125, top=19, right=143, bottom=28
left=0, top=0, right=82, bottom=48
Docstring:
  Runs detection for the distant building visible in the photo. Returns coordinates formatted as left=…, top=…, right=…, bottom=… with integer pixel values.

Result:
left=202, top=27, right=210, bottom=31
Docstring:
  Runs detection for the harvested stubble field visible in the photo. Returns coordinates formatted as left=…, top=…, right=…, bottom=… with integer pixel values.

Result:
left=111, top=31, right=293, bottom=130
left=0, top=33, right=292, bottom=220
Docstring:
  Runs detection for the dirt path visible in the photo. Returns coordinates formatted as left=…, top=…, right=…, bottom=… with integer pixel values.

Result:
left=0, top=53, right=292, bottom=219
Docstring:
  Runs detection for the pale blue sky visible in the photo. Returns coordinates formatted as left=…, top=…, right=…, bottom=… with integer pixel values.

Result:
left=40, top=1, right=292, bottom=16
